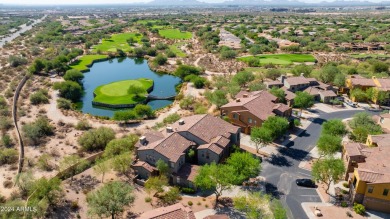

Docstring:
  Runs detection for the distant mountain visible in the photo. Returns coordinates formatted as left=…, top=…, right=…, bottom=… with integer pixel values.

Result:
left=147, top=0, right=204, bottom=5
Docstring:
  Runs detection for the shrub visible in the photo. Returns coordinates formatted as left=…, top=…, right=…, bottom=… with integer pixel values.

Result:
left=0, top=117, right=13, bottom=132
left=181, top=187, right=196, bottom=194
left=57, top=98, right=72, bottom=110
left=134, top=104, right=155, bottom=118
left=294, top=119, right=301, bottom=127
left=30, top=89, right=49, bottom=105
left=53, top=81, right=83, bottom=102
left=193, top=77, right=207, bottom=89
left=353, top=203, right=365, bottom=215
left=9, top=55, right=27, bottom=67
left=145, top=197, right=152, bottom=203
left=78, top=127, right=115, bottom=151
left=103, top=134, right=138, bottom=158
left=346, top=211, right=353, bottom=217
left=188, top=201, right=193, bottom=206
left=154, top=54, right=167, bottom=65
left=341, top=201, right=348, bottom=208
left=71, top=201, right=79, bottom=210
left=343, top=182, right=349, bottom=188
left=0, top=148, right=18, bottom=165
left=163, top=113, right=181, bottom=124
left=22, top=116, right=54, bottom=145
left=175, top=65, right=202, bottom=79
left=1, top=134, right=12, bottom=147
left=75, top=119, right=91, bottom=130
left=64, top=69, right=84, bottom=84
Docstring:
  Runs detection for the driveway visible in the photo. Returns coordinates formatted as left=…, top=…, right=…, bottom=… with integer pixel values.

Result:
left=259, top=109, right=379, bottom=219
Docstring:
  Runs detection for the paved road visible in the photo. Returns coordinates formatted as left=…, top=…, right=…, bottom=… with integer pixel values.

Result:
left=260, top=109, right=375, bottom=219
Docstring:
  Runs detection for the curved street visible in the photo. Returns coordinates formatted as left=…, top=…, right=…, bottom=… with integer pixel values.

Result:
left=260, top=108, right=375, bottom=219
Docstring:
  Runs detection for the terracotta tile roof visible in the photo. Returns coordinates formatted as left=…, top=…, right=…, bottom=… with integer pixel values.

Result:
left=135, top=131, right=165, bottom=148
left=281, top=87, right=296, bottom=100
left=304, top=87, right=320, bottom=96
left=222, top=90, right=290, bottom=121
left=377, top=78, right=390, bottom=89
left=175, top=164, right=200, bottom=182
left=139, top=203, right=196, bottom=219
left=320, top=90, right=337, bottom=97
left=265, top=80, right=283, bottom=86
left=285, top=76, right=311, bottom=86
left=132, top=161, right=157, bottom=173
left=198, top=135, right=230, bottom=155
left=171, top=114, right=239, bottom=143
left=370, top=134, right=390, bottom=147
left=350, top=78, right=376, bottom=87
left=138, top=133, right=195, bottom=163
left=344, top=142, right=366, bottom=156
left=203, top=215, right=230, bottom=219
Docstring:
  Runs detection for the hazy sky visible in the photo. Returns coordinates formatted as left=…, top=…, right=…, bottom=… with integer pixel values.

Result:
left=0, top=0, right=382, bottom=5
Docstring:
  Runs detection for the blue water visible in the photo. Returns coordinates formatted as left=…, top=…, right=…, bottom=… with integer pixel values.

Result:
left=80, top=57, right=181, bottom=117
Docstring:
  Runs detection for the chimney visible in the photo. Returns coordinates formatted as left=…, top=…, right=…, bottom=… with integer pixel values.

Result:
left=236, top=98, right=241, bottom=102
left=179, top=119, right=184, bottom=125
left=243, top=94, right=248, bottom=98
left=140, top=136, right=146, bottom=145
left=280, top=75, right=286, bottom=84
left=166, top=126, right=173, bottom=133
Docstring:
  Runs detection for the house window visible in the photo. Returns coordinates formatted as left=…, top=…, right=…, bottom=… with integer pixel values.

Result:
left=383, top=189, right=389, bottom=196
left=233, top=113, right=238, bottom=119
left=177, top=177, right=181, bottom=184
left=248, top=118, right=252, bottom=124
left=206, top=152, right=210, bottom=159
left=170, top=162, right=174, bottom=168
left=201, top=153, right=204, bottom=157
left=368, top=186, right=374, bottom=193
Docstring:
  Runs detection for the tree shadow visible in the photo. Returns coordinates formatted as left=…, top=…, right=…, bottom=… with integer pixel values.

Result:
left=277, top=147, right=309, bottom=161
left=215, top=206, right=247, bottom=219
left=311, top=118, right=326, bottom=125
left=49, top=201, right=76, bottom=219
left=264, top=182, right=284, bottom=199
left=266, top=154, right=292, bottom=167
left=66, top=175, right=100, bottom=193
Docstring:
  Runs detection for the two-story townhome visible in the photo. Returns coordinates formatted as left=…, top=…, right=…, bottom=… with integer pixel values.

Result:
left=346, top=75, right=390, bottom=105
left=343, top=134, right=390, bottom=213
left=133, top=114, right=240, bottom=188
left=220, top=90, right=291, bottom=134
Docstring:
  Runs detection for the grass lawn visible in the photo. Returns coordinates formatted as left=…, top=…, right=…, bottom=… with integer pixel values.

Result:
left=93, top=78, right=153, bottom=105
left=238, top=54, right=316, bottom=65
left=159, top=29, right=192, bottom=40
left=69, top=55, right=109, bottom=71
left=169, top=42, right=187, bottom=57
left=92, top=32, right=142, bottom=53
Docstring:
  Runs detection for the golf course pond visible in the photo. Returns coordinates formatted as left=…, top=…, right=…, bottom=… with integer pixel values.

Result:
left=79, top=57, right=181, bottom=117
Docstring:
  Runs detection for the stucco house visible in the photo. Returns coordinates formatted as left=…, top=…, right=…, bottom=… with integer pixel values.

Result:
left=343, top=134, right=390, bottom=213
left=133, top=114, right=240, bottom=188
left=220, top=90, right=291, bottom=134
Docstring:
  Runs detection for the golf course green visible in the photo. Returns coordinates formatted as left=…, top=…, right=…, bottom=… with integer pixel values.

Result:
left=93, top=78, right=154, bottom=106
left=92, top=32, right=142, bottom=53
left=159, top=29, right=192, bottom=40
left=238, top=54, right=316, bottom=65
left=69, top=55, right=109, bottom=72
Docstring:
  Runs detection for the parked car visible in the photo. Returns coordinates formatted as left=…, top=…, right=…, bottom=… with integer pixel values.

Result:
left=345, top=101, right=358, bottom=108
left=296, top=179, right=316, bottom=188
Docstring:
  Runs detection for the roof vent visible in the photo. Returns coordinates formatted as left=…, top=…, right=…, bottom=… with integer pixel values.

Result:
left=166, top=126, right=173, bottom=133
left=243, top=94, right=248, bottom=98
left=140, top=136, right=146, bottom=145
left=236, top=98, right=241, bottom=102
left=179, top=119, right=184, bottom=125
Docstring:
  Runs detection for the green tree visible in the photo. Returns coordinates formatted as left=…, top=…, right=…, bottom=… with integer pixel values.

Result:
left=317, top=134, right=342, bottom=157
left=15, top=171, right=35, bottom=197
left=232, top=71, right=255, bottom=87
left=145, top=176, right=168, bottom=197
left=57, top=98, right=72, bottom=110
left=63, top=69, right=84, bottom=84
left=53, top=81, right=83, bottom=102
left=113, top=110, right=139, bottom=122
left=319, top=65, right=340, bottom=83
left=156, top=159, right=169, bottom=176
left=195, top=163, right=236, bottom=204
left=265, top=68, right=282, bottom=80
left=78, top=127, right=115, bottom=151
left=175, top=65, right=202, bottom=79
left=93, top=158, right=110, bottom=183
left=291, top=64, right=312, bottom=77
left=270, top=87, right=286, bottom=103
left=262, top=116, right=290, bottom=139
left=251, top=127, right=273, bottom=153
left=294, top=91, right=314, bottom=115
left=350, top=88, right=367, bottom=102
left=322, top=119, right=347, bottom=136
left=104, top=135, right=138, bottom=158
left=160, top=187, right=181, bottom=205
left=87, top=181, right=135, bottom=219
left=134, top=104, right=154, bottom=118
left=205, top=90, right=228, bottom=109
left=372, top=61, right=389, bottom=73
left=154, top=54, right=167, bottom=65
left=333, top=73, right=346, bottom=88
left=127, top=84, right=146, bottom=98
left=60, top=155, right=88, bottom=183
left=312, top=158, right=345, bottom=194
left=111, top=152, right=132, bottom=174
left=226, top=152, right=261, bottom=184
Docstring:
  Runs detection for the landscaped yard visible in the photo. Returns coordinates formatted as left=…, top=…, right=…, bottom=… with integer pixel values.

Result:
left=169, top=42, right=187, bottom=57
left=93, top=78, right=154, bottom=105
left=238, top=54, right=316, bottom=65
left=159, top=29, right=193, bottom=40
left=92, top=32, right=142, bottom=53
left=69, top=55, right=109, bottom=71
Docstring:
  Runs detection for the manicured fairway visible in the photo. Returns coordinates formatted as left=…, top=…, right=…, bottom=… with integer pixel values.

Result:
left=169, top=43, right=187, bottom=57
left=92, top=33, right=142, bottom=53
left=238, top=54, right=316, bottom=65
left=69, top=55, right=108, bottom=71
left=93, top=78, right=153, bottom=105
left=159, top=29, right=192, bottom=40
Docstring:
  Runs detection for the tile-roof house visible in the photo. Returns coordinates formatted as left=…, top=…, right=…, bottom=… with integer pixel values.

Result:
left=134, top=114, right=240, bottom=188
left=139, top=203, right=196, bottom=219
left=220, top=90, right=291, bottom=134
left=343, top=134, right=390, bottom=213
left=346, top=75, right=390, bottom=104
left=373, top=113, right=390, bottom=133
